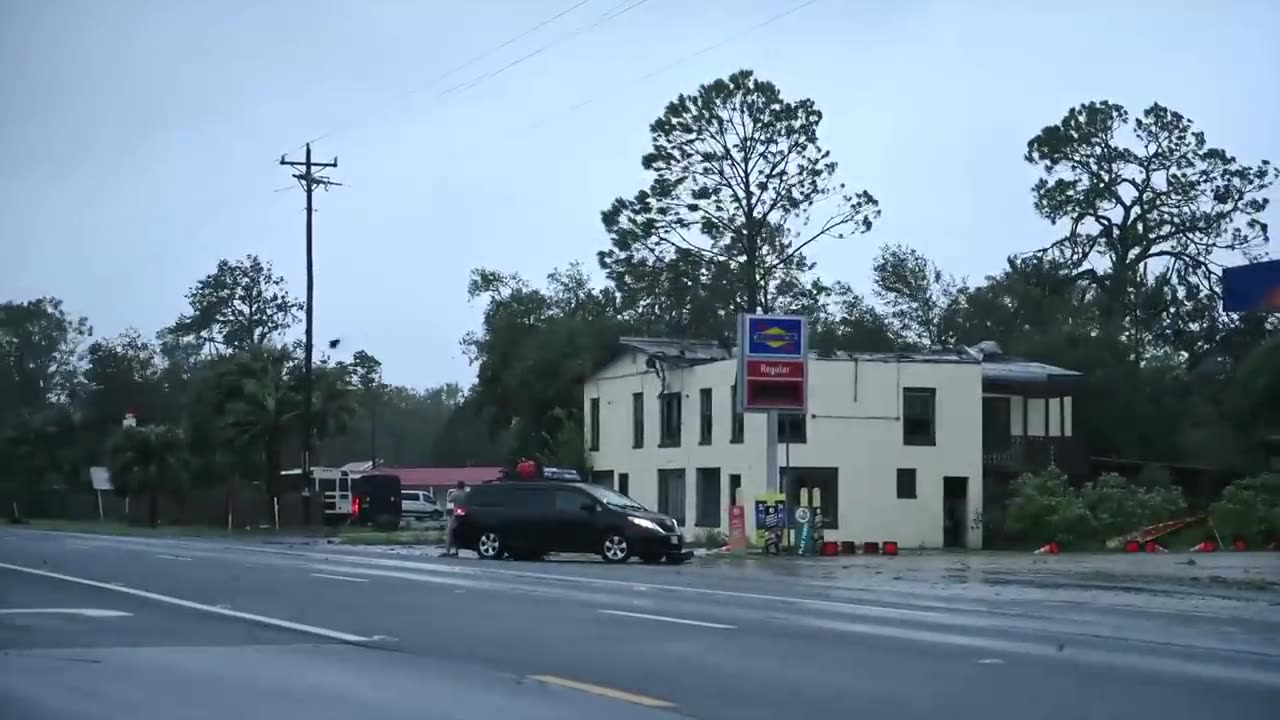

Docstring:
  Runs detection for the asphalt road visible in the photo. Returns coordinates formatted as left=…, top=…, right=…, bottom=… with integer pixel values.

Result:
left=3, top=529, right=1278, bottom=719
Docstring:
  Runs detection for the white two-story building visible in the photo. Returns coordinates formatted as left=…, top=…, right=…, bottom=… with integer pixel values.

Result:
left=583, top=337, right=1083, bottom=549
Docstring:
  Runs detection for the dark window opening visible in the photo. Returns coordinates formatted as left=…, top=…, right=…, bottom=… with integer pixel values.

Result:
left=699, top=388, right=713, bottom=445
left=777, top=412, right=807, bottom=444
left=657, top=469, right=686, bottom=525
left=631, top=392, right=644, bottom=448
left=618, top=472, right=630, bottom=497
left=659, top=392, right=682, bottom=447
left=782, top=467, right=838, bottom=529
left=903, top=387, right=937, bottom=446
left=588, top=397, right=600, bottom=451
left=730, top=383, right=744, bottom=444
left=695, top=467, right=721, bottom=527
left=982, top=395, right=1011, bottom=451
left=729, top=474, right=742, bottom=507
left=896, top=468, right=918, bottom=499
left=589, top=470, right=614, bottom=490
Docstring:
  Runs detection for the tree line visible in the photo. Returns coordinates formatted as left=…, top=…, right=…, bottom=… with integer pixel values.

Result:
left=1, top=256, right=502, bottom=524
left=464, top=69, right=1280, bottom=474
left=4, top=68, right=1280, bottom=527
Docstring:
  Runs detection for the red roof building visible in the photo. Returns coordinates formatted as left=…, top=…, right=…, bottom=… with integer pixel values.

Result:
left=381, top=466, right=503, bottom=489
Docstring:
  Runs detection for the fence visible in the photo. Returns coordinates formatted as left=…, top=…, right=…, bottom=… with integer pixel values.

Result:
left=7, top=485, right=323, bottom=529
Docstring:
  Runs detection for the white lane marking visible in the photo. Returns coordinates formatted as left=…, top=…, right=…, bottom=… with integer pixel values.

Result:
left=798, top=617, right=1280, bottom=688
left=599, top=609, right=735, bottom=629
left=156, top=555, right=192, bottom=561
left=312, top=565, right=494, bottom=590
left=0, top=608, right=131, bottom=618
left=67, top=544, right=93, bottom=549
left=311, top=573, right=368, bottom=583
left=976, top=658, right=1005, bottom=664
left=277, top=552, right=943, bottom=621
left=0, top=562, right=372, bottom=643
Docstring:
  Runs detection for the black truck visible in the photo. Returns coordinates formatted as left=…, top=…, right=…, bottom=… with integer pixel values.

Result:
left=351, top=473, right=402, bottom=530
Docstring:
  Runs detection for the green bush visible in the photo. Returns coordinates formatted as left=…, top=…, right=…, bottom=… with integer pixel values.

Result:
left=1081, top=472, right=1186, bottom=540
left=1006, top=467, right=1189, bottom=547
left=1209, top=474, right=1280, bottom=545
left=694, top=528, right=728, bottom=549
left=1005, top=467, right=1091, bottom=546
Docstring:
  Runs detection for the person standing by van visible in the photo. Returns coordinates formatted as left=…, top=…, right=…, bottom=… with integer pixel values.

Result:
left=444, top=480, right=466, bottom=557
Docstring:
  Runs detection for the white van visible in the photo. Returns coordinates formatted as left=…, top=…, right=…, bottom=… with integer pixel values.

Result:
left=401, top=490, right=443, bottom=520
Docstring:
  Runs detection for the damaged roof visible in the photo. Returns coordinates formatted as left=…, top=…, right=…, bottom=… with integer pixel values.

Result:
left=615, top=336, right=1082, bottom=381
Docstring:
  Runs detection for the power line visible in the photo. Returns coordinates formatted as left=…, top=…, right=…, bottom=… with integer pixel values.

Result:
left=304, top=0, right=618, bottom=149
left=520, top=0, right=823, bottom=134
left=440, top=0, right=656, bottom=97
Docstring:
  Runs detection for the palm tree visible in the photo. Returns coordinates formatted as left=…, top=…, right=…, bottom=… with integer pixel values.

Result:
left=106, top=425, right=188, bottom=527
left=210, top=345, right=295, bottom=492
left=294, top=359, right=359, bottom=454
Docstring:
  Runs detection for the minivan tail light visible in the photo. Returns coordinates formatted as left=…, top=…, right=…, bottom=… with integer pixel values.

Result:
left=351, top=495, right=360, bottom=518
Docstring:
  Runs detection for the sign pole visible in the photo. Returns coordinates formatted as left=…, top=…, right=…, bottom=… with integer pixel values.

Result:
left=738, top=312, right=809, bottom=543
left=765, top=410, right=779, bottom=493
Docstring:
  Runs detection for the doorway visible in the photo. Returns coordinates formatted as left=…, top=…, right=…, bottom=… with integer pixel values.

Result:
left=942, top=476, right=968, bottom=548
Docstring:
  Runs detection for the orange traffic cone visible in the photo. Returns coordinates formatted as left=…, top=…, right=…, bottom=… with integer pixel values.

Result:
left=1189, top=540, right=1217, bottom=553
left=1033, top=541, right=1060, bottom=555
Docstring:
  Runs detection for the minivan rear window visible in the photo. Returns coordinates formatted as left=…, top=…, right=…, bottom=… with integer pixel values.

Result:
left=462, top=486, right=501, bottom=506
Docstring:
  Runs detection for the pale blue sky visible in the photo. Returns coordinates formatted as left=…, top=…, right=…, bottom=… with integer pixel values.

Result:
left=3, top=0, right=1277, bottom=388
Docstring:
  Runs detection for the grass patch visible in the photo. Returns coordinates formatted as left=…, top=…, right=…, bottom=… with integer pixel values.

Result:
left=338, top=530, right=443, bottom=546
left=20, top=518, right=290, bottom=538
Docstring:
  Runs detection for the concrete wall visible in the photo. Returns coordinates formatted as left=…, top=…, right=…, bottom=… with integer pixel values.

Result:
left=585, top=353, right=986, bottom=548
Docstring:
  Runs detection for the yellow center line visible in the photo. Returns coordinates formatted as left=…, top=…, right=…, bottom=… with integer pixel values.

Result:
left=527, top=674, right=675, bottom=709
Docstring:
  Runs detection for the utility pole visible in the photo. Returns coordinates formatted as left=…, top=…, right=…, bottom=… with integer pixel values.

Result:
left=279, top=143, right=339, bottom=522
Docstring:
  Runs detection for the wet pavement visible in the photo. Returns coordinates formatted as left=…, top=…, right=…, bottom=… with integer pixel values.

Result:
left=4, top=529, right=1279, bottom=719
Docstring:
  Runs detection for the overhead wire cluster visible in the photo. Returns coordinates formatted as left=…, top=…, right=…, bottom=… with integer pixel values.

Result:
left=303, top=0, right=655, bottom=150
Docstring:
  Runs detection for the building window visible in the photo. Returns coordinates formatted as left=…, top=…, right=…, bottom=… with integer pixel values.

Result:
left=896, top=468, right=918, bottom=499
left=981, top=395, right=1012, bottom=451
left=729, top=383, right=744, bottom=444
left=618, top=472, right=629, bottom=497
left=588, top=397, right=600, bottom=451
left=695, top=467, right=721, bottom=527
left=699, top=388, right=713, bottom=445
left=589, top=470, right=614, bottom=489
left=659, top=392, right=682, bottom=447
left=777, top=412, right=806, bottom=443
left=631, top=392, right=644, bottom=448
left=902, top=387, right=937, bottom=446
left=657, top=469, right=686, bottom=525
left=782, top=467, right=839, bottom=529
left=729, top=473, right=742, bottom=507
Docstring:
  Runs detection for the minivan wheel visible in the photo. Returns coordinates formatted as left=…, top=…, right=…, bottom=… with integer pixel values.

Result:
left=601, top=534, right=631, bottom=563
left=477, top=531, right=504, bottom=559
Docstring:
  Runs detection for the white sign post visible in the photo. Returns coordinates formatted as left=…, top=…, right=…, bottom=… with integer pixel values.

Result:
left=89, top=466, right=113, bottom=522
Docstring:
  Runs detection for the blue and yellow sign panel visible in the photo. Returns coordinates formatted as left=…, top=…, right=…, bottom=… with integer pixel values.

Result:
left=746, top=316, right=806, bottom=357
left=1223, top=259, right=1280, bottom=313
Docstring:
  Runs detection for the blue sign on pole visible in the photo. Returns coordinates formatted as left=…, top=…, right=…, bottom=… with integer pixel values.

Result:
left=737, top=313, right=809, bottom=413
left=744, top=315, right=807, bottom=358
left=1222, top=259, right=1280, bottom=313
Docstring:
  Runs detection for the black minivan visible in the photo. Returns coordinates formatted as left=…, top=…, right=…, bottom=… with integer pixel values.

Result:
left=452, top=481, right=685, bottom=563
